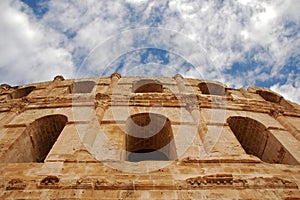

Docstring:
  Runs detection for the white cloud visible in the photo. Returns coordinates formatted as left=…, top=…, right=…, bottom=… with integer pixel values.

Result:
left=0, top=0, right=74, bottom=85
left=270, top=68, right=300, bottom=103
left=0, top=0, right=299, bottom=104
left=271, top=74, right=300, bottom=104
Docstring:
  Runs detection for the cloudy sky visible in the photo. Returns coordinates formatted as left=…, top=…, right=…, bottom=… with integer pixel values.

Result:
left=1, top=0, right=299, bottom=103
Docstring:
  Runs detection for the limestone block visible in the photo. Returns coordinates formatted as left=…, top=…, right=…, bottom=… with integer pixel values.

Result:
left=284, top=116, right=300, bottom=130
left=268, top=129, right=300, bottom=164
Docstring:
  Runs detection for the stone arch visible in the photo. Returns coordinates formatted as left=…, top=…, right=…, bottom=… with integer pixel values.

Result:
left=10, top=86, right=35, bottom=99
left=2, top=115, right=67, bottom=163
left=227, top=116, right=298, bottom=165
left=71, top=81, right=95, bottom=93
left=258, top=90, right=282, bottom=103
left=257, top=90, right=294, bottom=110
left=125, top=113, right=177, bottom=162
left=132, top=79, right=163, bottom=93
left=198, top=82, right=226, bottom=96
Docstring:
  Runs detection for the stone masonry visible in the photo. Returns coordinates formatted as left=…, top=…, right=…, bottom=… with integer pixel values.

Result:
left=0, top=73, right=300, bottom=199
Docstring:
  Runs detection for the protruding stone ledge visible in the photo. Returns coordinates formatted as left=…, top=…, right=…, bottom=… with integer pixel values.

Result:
left=185, top=175, right=298, bottom=189
left=5, top=174, right=297, bottom=191
left=4, top=123, right=27, bottom=128
left=180, top=156, right=261, bottom=164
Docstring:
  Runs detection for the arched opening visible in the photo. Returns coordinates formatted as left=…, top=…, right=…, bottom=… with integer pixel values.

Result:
left=132, top=79, right=163, bottom=93
left=198, top=82, right=226, bottom=96
left=258, top=90, right=281, bottom=103
left=10, top=86, right=35, bottom=99
left=227, top=116, right=298, bottom=165
left=71, top=81, right=95, bottom=93
left=125, top=113, right=177, bottom=162
left=2, top=115, right=67, bottom=163
left=258, top=90, right=294, bottom=110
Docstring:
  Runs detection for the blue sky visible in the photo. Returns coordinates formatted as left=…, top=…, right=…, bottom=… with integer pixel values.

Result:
left=20, top=0, right=49, bottom=17
left=0, top=0, right=300, bottom=103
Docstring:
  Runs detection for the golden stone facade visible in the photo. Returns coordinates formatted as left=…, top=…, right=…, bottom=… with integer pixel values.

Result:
left=0, top=73, right=300, bottom=199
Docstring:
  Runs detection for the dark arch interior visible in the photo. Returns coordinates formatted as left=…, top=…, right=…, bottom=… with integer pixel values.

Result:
left=29, top=115, right=68, bottom=162
left=258, top=90, right=281, bottom=103
left=127, top=149, right=169, bottom=162
left=71, top=81, right=95, bottom=93
left=2, top=115, right=67, bottom=163
left=227, top=116, right=298, bottom=165
left=258, top=90, right=294, bottom=110
left=133, top=79, right=163, bottom=93
left=10, top=86, right=36, bottom=99
left=198, top=82, right=226, bottom=96
left=125, top=113, right=177, bottom=162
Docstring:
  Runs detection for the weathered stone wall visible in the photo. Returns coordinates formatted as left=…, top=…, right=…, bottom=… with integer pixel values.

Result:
left=0, top=74, right=299, bottom=199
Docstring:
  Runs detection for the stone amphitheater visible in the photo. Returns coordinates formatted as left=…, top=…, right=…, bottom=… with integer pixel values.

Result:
left=0, top=73, right=299, bottom=199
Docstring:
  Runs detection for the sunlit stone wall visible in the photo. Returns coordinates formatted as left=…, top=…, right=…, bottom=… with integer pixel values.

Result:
left=0, top=74, right=299, bottom=199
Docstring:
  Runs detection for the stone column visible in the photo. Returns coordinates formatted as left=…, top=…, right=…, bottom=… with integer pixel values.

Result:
left=107, top=72, right=121, bottom=93
left=173, top=74, right=187, bottom=93
left=0, top=102, right=27, bottom=133
left=272, top=112, right=300, bottom=141
left=0, top=112, right=17, bottom=128
left=82, top=103, right=108, bottom=149
left=186, top=103, right=208, bottom=142
left=95, top=103, right=108, bottom=124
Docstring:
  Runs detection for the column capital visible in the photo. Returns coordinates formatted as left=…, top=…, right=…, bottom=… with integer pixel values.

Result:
left=95, top=93, right=110, bottom=101
left=53, top=75, right=65, bottom=81
left=173, top=74, right=184, bottom=80
left=9, top=102, right=28, bottom=114
left=111, top=72, right=121, bottom=79
left=186, top=102, right=199, bottom=112
left=0, top=84, right=11, bottom=91
left=94, top=100, right=109, bottom=110
left=269, top=109, right=283, bottom=119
